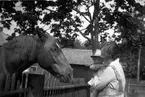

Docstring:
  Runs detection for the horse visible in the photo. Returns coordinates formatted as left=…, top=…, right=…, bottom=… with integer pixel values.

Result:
left=0, top=31, right=73, bottom=84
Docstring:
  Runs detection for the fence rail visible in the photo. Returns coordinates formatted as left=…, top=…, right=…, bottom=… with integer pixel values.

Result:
left=2, top=73, right=145, bottom=97
left=0, top=88, right=29, bottom=97
left=0, top=73, right=29, bottom=97
left=43, top=84, right=90, bottom=97
left=126, top=79, right=145, bottom=97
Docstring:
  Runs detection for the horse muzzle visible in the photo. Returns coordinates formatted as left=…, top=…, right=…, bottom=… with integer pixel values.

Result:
left=59, top=70, right=73, bottom=83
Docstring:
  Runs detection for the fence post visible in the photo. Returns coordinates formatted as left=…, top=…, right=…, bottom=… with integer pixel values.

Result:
left=0, top=73, right=5, bottom=91
left=87, top=85, right=90, bottom=97
left=27, top=74, right=44, bottom=97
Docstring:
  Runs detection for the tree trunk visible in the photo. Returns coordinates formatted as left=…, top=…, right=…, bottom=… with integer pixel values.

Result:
left=91, top=0, right=100, bottom=55
left=137, top=45, right=141, bottom=83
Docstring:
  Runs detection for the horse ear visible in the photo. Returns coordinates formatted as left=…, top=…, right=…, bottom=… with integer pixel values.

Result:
left=37, top=31, right=48, bottom=41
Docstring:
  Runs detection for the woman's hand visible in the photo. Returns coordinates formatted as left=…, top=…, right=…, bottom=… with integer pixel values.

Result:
left=90, top=89, right=99, bottom=97
left=89, top=64, right=104, bottom=71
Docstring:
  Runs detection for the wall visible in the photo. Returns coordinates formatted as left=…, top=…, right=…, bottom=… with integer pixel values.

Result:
left=71, top=64, right=94, bottom=82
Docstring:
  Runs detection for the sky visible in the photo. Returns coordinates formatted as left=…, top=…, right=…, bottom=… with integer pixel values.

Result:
left=136, top=0, right=145, bottom=5
left=1, top=0, right=145, bottom=43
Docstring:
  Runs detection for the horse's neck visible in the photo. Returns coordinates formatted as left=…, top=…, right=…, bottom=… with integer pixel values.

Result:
left=0, top=38, right=38, bottom=74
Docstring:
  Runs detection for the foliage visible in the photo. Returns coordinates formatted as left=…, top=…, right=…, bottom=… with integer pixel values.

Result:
left=66, top=0, right=145, bottom=49
left=1, top=0, right=145, bottom=48
left=119, top=46, right=139, bottom=78
left=100, top=0, right=145, bottom=47
left=0, top=0, right=81, bottom=47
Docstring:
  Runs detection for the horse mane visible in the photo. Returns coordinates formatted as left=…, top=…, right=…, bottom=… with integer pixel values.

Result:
left=3, top=35, right=39, bottom=62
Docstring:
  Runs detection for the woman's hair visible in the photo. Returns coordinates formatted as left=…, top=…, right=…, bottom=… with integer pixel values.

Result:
left=101, top=41, right=120, bottom=60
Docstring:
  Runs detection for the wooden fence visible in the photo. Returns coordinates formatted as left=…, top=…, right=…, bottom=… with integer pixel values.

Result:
left=126, top=79, right=145, bottom=97
left=0, top=73, right=90, bottom=97
left=0, top=73, right=29, bottom=97
left=3, top=73, right=145, bottom=97
left=43, top=72, right=90, bottom=97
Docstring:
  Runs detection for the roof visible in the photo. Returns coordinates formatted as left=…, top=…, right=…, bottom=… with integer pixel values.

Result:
left=62, top=48, right=93, bottom=66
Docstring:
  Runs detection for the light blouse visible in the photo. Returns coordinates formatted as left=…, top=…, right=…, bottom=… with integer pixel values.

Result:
left=88, top=58, right=126, bottom=97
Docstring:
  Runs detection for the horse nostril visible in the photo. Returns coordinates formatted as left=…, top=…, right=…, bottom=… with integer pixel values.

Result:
left=68, top=72, right=73, bottom=80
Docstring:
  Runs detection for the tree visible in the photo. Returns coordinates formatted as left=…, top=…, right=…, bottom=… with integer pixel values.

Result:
left=73, top=0, right=145, bottom=45
left=1, top=0, right=145, bottom=48
left=0, top=0, right=81, bottom=47
left=73, top=0, right=145, bottom=79
left=72, top=0, right=100, bottom=54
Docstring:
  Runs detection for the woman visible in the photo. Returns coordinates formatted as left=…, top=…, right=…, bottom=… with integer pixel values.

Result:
left=88, top=41, right=126, bottom=97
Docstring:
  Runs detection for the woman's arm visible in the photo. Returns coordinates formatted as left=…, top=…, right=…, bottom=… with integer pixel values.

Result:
left=94, top=67, right=115, bottom=90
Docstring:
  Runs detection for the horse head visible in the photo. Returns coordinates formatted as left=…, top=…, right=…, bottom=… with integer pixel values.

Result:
left=37, top=32, right=73, bottom=82
left=0, top=32, right=73, bottom=83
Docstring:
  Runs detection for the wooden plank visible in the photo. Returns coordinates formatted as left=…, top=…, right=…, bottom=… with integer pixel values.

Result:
left=24, top=73, right=29, bottom=88
left=0, top=88, right=29, bottom=97
left=0, top=73, right=5, bottom=91
left=11, top=73, right=16, bottom=91
left=44, top=84, right=89, bottom=91
left=4, top=74, right=11, bottom=91
left=43, top=83, right=90, bottom=97
left=50, top=75, right=55, bottom=96
left=27, top=74, right=44, bottom=97
left=16, top=80, right=21, bottom=90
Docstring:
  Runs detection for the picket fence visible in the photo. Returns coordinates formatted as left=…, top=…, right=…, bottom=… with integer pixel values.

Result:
left=126, top=79, right=145, bottom=97
left=0, top=73, right=90, bottom=97
left=43, top=72, right=90, bottom=97
left=0, top=73, right=29, bottom=97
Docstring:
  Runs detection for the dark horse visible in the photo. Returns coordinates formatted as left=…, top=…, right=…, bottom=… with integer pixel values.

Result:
left=0, top=32, right=73, bottom=83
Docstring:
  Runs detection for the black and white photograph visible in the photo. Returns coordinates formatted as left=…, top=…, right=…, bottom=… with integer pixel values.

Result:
left=0, top=0, right=145, bottom=97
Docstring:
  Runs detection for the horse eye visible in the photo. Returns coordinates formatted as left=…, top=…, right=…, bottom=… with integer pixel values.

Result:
left=51, top=47, right=57, bottom=51
left=54, top=48, right=57, bottom=51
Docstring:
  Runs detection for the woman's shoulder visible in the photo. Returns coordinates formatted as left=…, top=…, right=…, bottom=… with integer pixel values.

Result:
left=110, top=58, right=121, bottom=67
